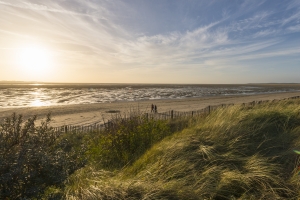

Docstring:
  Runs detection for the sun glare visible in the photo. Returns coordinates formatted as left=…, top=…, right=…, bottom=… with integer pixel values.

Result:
left=17, top=44, right=53, bottom=78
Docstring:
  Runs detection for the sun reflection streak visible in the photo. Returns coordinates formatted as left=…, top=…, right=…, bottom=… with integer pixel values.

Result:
left=29, top=89, right=47, bottom=107
left=30, top=99, right=45, bottom=107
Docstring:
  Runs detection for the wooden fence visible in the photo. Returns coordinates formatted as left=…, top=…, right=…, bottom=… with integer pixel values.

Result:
left=52, top=96, right=300, bottom=134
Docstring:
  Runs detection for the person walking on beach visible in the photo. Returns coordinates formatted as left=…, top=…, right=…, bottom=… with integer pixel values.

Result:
left=151, top=104, right=154, bottom=112
left=154, top=105, right=157, bottom=113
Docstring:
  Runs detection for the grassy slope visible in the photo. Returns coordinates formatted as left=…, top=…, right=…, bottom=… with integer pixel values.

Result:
left=65, top=99, right=300, bottom=200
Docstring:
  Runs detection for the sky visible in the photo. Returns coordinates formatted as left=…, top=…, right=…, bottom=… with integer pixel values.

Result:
left=0, top=0, right=300, bottom=84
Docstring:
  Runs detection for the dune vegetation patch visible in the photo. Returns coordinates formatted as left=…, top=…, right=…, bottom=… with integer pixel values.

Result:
left=2, top=99, right=300, bottom=199
left=66, top=99, right=300, bottom=200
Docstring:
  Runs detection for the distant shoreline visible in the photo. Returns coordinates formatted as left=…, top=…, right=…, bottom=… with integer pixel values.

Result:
left=0, top=82, right=300, bottom=88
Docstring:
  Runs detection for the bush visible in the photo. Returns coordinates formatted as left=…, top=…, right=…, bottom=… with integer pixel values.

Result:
left=0, top=113, right=87, bottom=199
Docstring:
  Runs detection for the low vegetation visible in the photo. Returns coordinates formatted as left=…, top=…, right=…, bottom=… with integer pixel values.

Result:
left=1, top=99, right=300, bottom=199
left=0, top=113, right=87, bottom=199
left=0, top=110, right=188, bottom=199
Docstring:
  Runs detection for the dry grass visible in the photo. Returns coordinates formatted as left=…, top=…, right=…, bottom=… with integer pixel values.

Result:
left=3, top=99, right=300, bottom=199
left=65, top=99, right=300, bottom=199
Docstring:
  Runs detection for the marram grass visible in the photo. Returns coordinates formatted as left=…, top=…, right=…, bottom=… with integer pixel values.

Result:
left=64, top=99, right=300, bottom=199
left=3, top=99, right=300, bottom=199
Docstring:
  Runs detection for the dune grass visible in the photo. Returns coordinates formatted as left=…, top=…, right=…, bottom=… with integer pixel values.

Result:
left=0, top=109, right=189, bottom=199
left=2, top=99, right=300, bottom=199
left=64, top=99, right=300, bottom=199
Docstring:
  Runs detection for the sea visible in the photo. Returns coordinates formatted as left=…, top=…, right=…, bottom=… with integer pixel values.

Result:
left=0, top=83, right=300, bottom=108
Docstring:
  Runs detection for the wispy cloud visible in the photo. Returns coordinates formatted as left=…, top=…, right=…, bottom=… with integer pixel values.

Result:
left=252, top=29, right=278, bottom=38
left=281, top=12, right=300, bottom=26
left=0, top=0, right=92, bottom=16
left=236, top=47, right=300, bottom=61
left=287, top=24, right=300, bottom=33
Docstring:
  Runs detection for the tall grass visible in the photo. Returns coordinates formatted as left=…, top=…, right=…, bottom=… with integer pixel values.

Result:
left=86, top=110, right=188, bottom=169
left=0, top=109, right=188, bottom=199
left=2, top=99, right=300, bottom=199
left=65, top=99, right=300, bottom=199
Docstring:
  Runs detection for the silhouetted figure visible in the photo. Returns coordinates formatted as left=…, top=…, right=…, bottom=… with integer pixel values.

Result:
left=154, top=105, right=157, bottom=113
left=151, top=104, right=154, bottom=112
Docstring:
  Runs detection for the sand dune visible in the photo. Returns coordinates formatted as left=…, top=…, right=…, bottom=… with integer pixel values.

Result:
left=0, top=91, right=300, bottom=127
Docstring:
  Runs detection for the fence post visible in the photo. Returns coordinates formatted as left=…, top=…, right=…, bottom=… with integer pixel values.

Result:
left=208, top=106, right=211, bottom=114
left=171, top=110, right=174, bottom=119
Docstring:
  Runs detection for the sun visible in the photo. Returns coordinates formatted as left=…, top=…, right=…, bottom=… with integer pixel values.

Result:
left=17, top=44, right=53, bottom=78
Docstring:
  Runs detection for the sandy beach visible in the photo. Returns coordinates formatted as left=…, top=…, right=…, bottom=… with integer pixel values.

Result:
left=0, top=91, right=300, bottom=127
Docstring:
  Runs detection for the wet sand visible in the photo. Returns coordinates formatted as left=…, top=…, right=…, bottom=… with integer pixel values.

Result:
left=0, top=91, right=300, bottom=127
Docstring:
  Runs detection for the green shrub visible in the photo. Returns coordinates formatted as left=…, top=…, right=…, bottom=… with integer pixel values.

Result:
left=0, top=113, right=87, bottom=199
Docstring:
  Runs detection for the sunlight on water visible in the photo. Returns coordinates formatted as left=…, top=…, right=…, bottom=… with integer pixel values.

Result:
left=29, top=89, right=46, bottom=107
left=30, top=99, right=45, bottom=107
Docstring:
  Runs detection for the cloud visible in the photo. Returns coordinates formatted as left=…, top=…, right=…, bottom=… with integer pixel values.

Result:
left=287, top=24, right=300, bottom=33
left=252, top=29, right=278, bottom=38
left=281, top=11, right=300, bottom=26
left=112, top=10, right=289, bottom=70
left=0, top=0, right=91, bottom=16
left=286, top=0, right=300, bottom=10
left=227, top=11, right=274, bottom=34
left=235, top=47, right=300, bottom=61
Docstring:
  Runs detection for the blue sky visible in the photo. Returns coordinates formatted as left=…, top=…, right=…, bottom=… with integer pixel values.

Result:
left=0, top=0, right=300, bottom=83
